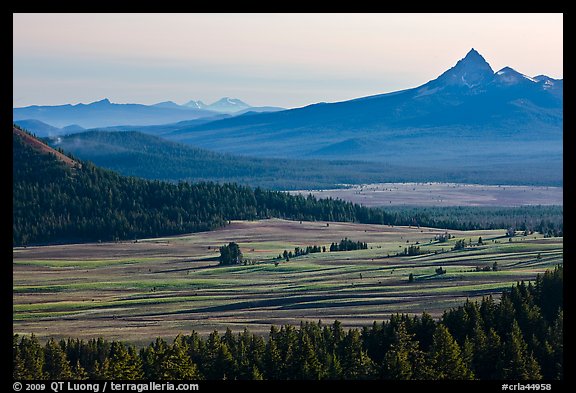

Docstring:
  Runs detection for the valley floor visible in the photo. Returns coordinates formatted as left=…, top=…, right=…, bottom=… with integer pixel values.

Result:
left=13, top=219, right=562, bottom=345
left=289, top=182, right=563, bottom=207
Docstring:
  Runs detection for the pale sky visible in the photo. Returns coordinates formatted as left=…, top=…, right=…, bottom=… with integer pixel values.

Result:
left=13, top=13, right=563, bottom=109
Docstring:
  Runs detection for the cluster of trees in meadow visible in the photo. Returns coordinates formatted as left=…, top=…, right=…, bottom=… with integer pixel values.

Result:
left=219, top=242, right=243, bottom=265
left=13, top=127, right=563, bottom=247
left=278, top=245, right=323, bottom=261
left=13, top=266, right=562, bottom=380
left=403, top=245, right=423, bottom=256
left=273, top=238, right=369, bottom=262
left=329, top=238, right=368, bottom=252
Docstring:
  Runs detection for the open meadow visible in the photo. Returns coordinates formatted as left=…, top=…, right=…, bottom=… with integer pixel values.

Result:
left=13, top=219, right=562, bottom=345
left=290, top=182, right=563, bottom=207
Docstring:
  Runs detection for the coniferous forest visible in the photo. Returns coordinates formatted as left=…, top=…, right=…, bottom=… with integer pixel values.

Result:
left=13, top=127, right=378, bottom=245
left=13, top=127, right=563, bottom=246
left=13, top=266, right=562, bottom=380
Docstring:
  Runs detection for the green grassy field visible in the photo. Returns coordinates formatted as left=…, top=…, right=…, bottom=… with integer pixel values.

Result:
left=13, top=219, right=562, bottom=345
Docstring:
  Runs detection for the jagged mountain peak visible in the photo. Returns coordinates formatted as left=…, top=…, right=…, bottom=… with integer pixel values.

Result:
left=431, top=48, right=495, bottom=89
left=463, top=48, right=487, bottom=63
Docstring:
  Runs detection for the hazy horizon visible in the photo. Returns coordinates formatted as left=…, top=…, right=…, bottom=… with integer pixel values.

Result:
left=13, top=13, right=563, bottom=109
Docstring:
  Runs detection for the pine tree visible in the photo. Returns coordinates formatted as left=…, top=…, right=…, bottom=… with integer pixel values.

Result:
left=340, top=329, right=374, bottom=379
left=428, top=325, right=474, bottom=380
left=159, top=336, right=201, bottom=380
left=13, top=335, right=27, bottom=380
left=413, top=312, right=436, bottom=352
left=295, top=331, right=322, bottom=379
left=251, top=365, right=264, bottom=380
left=499, top=320, right=542, bottom=380
left=140, top=338, right=168, bottom=379
left=105, top=342, right=144, bottom=379
left=529, top=334, right=555, bottom=380
left=549, top=310, right=563, bottom=379
left=202, top=331, right=235, bottom=380
left=93, top=358, right=111, bottom=380
left=73, top=359, right=89, bottom=380
left=264, top=335, right=282, bottom=380
left=461, top=337, right=475, bottom=374
left=381, top=322, right=420, bottom=380
left=233, top=339, right=249, bottom=380
left=326, top=351, right=343, bottom=380
left=14, top=334, right=45, bottom=379
left=247, top=333, right=266, bottom=377
left=216, top=343, right=235, bottom=380
left=44, top=339, right=74, bottom=379
left=219, top=242, right=243, bottom=265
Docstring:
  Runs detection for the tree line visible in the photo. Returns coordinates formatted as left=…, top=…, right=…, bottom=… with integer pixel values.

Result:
left=13, top=266, right=562, bottom=380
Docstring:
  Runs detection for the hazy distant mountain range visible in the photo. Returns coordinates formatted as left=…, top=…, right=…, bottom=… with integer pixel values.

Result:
left=13, top=97, right=285, bottom=130
left=155, top=97, right=283, bottom=114
left=14, top=49, right=562, bottom=185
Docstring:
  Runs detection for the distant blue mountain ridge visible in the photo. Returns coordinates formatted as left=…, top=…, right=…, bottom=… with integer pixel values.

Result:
left=13, top=97, right=285, bottom=130
left=160, top=49, right=561, bottom=177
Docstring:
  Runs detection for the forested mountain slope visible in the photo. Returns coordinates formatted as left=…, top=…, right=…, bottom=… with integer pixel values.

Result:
left=13, top=126, right=370, bottom=245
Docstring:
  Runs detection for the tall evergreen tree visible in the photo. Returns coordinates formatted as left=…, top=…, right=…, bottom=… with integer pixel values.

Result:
left=73, top=359, right=89, bottom=380
left=381, top=322, right=421, bottom=380
left=159, top=336, right=201, bottom=380
left=14, top=334, right=45, bottom=379
left=428, top=325, right=474, bottom=380
left=105, top=342, right=144, bottom=379
left=498, top=320, right=542, bottom=380
left=43, top=339, right=73, bottom=379
left=264, top=334, right=282, bottom=380
left=295, top=331, right=323, bottom=379
left=219, top=242, right=243, bottom=265
left=340, top=329, right=374, bottom=379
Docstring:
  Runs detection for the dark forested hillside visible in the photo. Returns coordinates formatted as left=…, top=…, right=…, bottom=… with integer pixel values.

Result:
left=12, top=127, right=369, bottom=245
left=13, top=266, right=562, bottom=380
